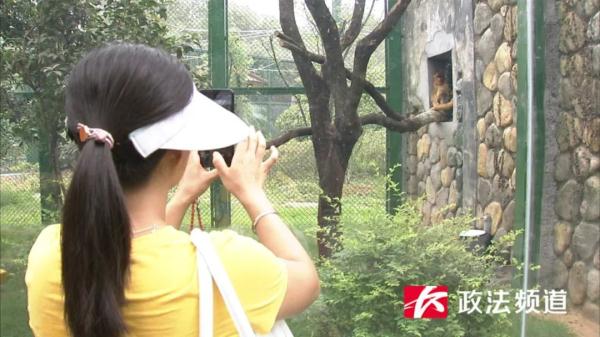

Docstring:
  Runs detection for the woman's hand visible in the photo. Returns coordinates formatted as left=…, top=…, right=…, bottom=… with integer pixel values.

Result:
left=174, top=151, right=219, bottom=204
left=166, top=152, right=218, bottom=228
left=212, top=127, right=279, bottom=206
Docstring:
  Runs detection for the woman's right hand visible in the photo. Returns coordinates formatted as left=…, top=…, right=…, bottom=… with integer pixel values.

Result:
left=212, top=127, right=279, bottom=206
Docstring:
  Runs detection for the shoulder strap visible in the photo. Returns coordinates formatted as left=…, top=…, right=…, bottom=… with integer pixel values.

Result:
left=191, top=229, right=214, bottom=337
left=191, top=229, right=256, bottom=337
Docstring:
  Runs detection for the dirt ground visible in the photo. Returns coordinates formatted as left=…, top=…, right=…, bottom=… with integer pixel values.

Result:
left=538, top=310, right=600, bottom=337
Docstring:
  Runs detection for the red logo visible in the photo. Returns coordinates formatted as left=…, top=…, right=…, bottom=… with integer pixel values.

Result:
left=404, top=285, right=448, bottom=319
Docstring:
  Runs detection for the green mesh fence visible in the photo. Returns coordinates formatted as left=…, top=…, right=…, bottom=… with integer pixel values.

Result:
left=1, top=0, right=389, bottom=243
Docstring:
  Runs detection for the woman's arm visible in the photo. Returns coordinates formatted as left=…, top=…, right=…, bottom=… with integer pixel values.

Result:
left=166, top=191, right=194, bottom=229
left=241, top=192, right=320, bottom=319
left=166, top=152, right=218, bottom=229
left=212, top=128, right=320, bottom=319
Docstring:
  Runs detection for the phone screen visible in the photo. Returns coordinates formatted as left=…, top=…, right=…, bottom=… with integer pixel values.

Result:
left=198, top=89, right=235, bottom=168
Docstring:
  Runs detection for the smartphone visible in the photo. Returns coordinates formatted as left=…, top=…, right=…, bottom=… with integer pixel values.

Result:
left=198, top=89, right=235, bottom=169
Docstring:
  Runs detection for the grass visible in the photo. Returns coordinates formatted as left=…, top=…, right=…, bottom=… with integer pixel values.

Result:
left=516, top=315, right=577, bottom=337
left=1, top=222, right=38, bottom=337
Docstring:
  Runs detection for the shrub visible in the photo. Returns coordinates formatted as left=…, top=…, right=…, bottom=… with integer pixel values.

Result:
left=290, top=199, right=513, bottom=337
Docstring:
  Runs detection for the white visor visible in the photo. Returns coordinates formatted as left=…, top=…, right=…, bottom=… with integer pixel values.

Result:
left=129, top=86, right=249, bottom=158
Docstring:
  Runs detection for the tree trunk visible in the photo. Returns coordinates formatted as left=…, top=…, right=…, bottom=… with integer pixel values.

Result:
left=37, top=102, right=63, bottom=225
left=314, top=135, right=354, bottom=258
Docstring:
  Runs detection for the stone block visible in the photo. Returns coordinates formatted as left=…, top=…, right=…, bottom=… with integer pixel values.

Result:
left=560, top=11, right=587, bottom=52
left=503, top=126, right=517, bottom=153
left=572, top=221, right=600, bottom=260
left=555, top=179, right=583, bottom=221
left=478, top=143, right=489, bottom=177
left=554, top=222, right=574, bottom=256
left=568, top=261, right=587, bottom=305
left=495, top=42, right=512, bottom=74
left=581, top=175, right=600, bottom=221
left=474, top=3, right=493, bottom=35
left=484, top=201, right=503, bottom=235
left=554, top=153, right=572, bottom=182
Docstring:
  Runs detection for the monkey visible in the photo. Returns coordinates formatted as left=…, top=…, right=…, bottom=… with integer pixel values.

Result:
left=430, top=70, right=454, bottom=113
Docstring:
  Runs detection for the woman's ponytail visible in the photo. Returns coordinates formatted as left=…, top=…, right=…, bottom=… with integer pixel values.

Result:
left=62, top=43, right=195, bottom=337
left=61, top=140, right=131, bottom=337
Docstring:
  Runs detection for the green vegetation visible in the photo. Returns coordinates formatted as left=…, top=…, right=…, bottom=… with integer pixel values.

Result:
left=0, top=190, right=578, bottom=337
left=504, top=315, right=577, bottom=337
left=0, top=221, right=38, bottom=337
left=285, top=200, right=577, bottom=337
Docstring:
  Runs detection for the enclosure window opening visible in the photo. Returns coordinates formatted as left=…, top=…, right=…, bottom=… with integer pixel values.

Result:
left=427, top=51, right=454, bottom=122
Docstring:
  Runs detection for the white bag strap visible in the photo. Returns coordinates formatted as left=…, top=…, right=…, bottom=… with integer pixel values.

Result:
left=191, top=230, right=214, bottom=337
left=191, top=229, right=256, bottom=337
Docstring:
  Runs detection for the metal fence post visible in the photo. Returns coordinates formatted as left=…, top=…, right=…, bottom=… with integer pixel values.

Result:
left=385, top=0, right=403, bottom=214
left=208, top=0, right=231, bottom=228
left=513, top=0, right=545, bottom=289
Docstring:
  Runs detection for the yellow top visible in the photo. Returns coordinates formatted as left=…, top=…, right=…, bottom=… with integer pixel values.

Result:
left=25, top=224, right=287, bottom=337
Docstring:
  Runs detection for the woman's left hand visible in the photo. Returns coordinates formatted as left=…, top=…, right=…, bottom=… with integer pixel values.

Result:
left=174, top=151, right=219, bottom=204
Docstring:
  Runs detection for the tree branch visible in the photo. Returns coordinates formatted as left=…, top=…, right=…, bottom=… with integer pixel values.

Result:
left=275, top=32, right=402, bottom=120
left=264, top=36, right=309, bottom=126
left=267, top=126, right=313, bottom=148
left=340, top=0, right=366, bottom=51
left=279, top=0, right=332, bottom=134
left=278, top=0, right=321, bottom=93
left=304, top=0, right=348, bottom=129
left=354, top=0, right=411, bottom=70
left=343, top=0, right=375, bottom=60
left=304, top=0, right=345, bottom=73
left=360, top=109, right=451, bottom=132
left=268, top=108, right=451, bottom=147
left=348, top=0, right=411, bottom=113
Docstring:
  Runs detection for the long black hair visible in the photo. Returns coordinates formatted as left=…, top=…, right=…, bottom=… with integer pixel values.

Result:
left=62, top=43, right=193, bottom=337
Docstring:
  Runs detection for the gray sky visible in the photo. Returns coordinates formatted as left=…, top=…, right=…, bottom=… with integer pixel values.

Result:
left=232, top=0, right=386, bottom=25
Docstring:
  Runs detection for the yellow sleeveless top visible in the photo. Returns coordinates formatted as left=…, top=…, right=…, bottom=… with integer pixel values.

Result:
left=25, top=224, right=287, bottom=337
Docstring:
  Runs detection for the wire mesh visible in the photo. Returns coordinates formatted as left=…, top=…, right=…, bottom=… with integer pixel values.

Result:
left=0, top=0, right=389, bottom=239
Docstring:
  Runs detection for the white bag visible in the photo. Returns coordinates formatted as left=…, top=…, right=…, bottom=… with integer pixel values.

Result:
left=190, top=229, right=294, bottom=337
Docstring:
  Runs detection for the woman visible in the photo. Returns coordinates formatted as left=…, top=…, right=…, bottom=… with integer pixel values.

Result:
left=25, top=43, right=319, bottom=337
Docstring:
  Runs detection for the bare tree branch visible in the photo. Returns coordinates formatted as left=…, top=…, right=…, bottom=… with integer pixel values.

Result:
left=348, top=0, right=411, bottom=113
left=267, top=126, right=313, bottom=148
left=268, top=108, right=451, bottom=147
left=354, top=0, right=411, bottom=70
left=360, top=109, right=451, bottom=132
left=263, top=36, right=309, bottom=126
left=276, top=32, right=324, bottom=61
left=276, top=32, right=402, bottom=120
left=279, top=0, right=333, bottom=134
left=304, top=0, right=345, bottom=74
left=340, top=0, right=366, bottom=51
left=342, top=0, right=375, bottom=60
left=302, top=2, right=324, bottom=55
left=304, top=0, right=349, bottom=130
left=278, top=0, right=321, bottom=93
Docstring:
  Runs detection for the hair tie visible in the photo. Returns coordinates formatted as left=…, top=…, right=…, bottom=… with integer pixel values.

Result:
left=77, top=123, right=115, bottom=149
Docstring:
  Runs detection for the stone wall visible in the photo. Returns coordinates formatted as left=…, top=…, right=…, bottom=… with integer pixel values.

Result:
left=550, top=0, right=600, bottom=317
left=401, top=0, right=477, bottom=226
left=402, top=0, right=517, bottom=230
left=472, top=0, right=518, bottom=239
left=398, top=0, right=600, bottom=316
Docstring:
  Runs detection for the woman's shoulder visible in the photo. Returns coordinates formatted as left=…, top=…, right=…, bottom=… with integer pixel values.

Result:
left=26, top=224, right=62, bottom=288
left=208, top=229, right=266, bottom=256
left=28, top=224, right=61, bottom=259
left=208, top=229, right=287, bottom=280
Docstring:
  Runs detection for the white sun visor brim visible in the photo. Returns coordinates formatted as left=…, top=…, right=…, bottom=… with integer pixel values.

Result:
left=128, top=87, right=249, bottom=158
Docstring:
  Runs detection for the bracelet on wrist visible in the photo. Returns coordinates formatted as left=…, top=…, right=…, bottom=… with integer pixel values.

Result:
left=252, top=210, right=278, bottom=233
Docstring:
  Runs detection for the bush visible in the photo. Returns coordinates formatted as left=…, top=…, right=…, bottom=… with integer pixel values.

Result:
left=290, top=199, right=514, bottom=337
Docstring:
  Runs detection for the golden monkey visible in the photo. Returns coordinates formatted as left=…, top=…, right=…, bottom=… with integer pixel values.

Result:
left=430, top=70, right=454, bottom=112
